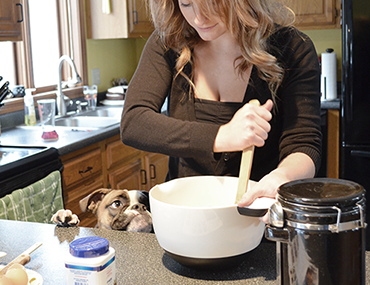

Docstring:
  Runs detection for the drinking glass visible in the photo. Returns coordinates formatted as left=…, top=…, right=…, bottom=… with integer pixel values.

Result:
left=83, top=85, right=98, bottom=110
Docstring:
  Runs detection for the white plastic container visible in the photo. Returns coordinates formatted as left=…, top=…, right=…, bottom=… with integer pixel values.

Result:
left=65, top=236, right=116, bottom=285
left=24, top=88, right=36, bottom=126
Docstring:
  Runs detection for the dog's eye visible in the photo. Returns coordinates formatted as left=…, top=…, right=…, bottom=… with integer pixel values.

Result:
left=111, top=201, right=122, bottom=209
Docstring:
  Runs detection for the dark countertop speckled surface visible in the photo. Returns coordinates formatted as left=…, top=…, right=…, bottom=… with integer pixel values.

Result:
left=320, top=98, right=340, bottom=110
left=0, top=220, right=369, bottom=284
left=0, top=220, right=278, bottom=284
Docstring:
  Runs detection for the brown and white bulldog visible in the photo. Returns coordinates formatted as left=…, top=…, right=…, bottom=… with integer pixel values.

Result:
left=52, top=189, right=152, bottom=233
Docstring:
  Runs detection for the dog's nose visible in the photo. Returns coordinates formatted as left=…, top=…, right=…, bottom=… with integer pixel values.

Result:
left=131, top=203, right=147, bottom=212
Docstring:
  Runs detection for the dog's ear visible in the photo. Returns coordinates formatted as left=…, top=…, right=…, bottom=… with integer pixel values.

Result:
left=79, top=188, right=113, bottom=214
left=137, top=191, right=150, bottom=212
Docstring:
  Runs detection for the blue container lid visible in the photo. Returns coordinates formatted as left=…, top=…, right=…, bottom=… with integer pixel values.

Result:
left=69, top=236, right=109, bottom=258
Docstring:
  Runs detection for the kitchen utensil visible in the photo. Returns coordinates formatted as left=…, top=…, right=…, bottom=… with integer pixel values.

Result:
left=0, top=86, right=9, bottom=104
left=235, top=99, right=260, bottom=204
left=0, top=252, right=6, bottom=258
left=265, top=178, right=365, bottom=285
left=0, top=242, right=42, bottom=276
left=149, top=176, right=275, bottom=269
left=0, top=81, right=9, bottom=95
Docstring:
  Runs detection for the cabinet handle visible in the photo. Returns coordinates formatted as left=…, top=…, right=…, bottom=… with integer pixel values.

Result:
left=16, top=3, right=23, bottom=23
left=351, top=150, right=370, bottom=159
left=150, top=164, right=156, bottom=179
left=79, top=166, right=93, bottom=174
left=133, top=11, right=139, bottom=25
left=141, top=169, right=147, bottom=185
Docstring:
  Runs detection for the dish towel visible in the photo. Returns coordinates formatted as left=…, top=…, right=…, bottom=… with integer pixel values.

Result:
left=0, top=170, right=64, bottom=223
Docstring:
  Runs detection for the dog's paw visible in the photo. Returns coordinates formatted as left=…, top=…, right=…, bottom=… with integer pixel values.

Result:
left=51, top=209, right=80, bottom=227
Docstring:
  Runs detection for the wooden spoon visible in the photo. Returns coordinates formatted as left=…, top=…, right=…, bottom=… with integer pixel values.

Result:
left=235, top=99, right=260, bottom=204
left=0, top=242, right=42, bottom=276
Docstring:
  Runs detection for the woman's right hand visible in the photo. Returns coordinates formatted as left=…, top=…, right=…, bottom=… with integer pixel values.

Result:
left=213, top=99, right=273, bottom=152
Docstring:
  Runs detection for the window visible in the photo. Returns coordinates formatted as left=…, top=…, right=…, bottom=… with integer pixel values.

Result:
left=28, top=0, right=60, bottom=87
left=0, top=0, right=87, bottom=114
left=0, top=42, right=16, bottom=85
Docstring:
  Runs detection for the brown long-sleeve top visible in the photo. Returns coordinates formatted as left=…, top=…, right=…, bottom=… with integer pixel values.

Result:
left=120, top=26, right=322, bottom=182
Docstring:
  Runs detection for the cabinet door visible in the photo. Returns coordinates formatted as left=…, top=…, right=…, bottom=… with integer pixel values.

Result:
left=144, top=153, right=169, bottom=190
left=286, top=0, right=340, bottom=29
left=106, top=140, right=141, bottom=170
left=0, top=0, right=23, bottom=41
left=108, top=159, right=144, bottom=190
left=63, top=178, right=104, bottom=228
left=62, top=148, right=102, bottom=188
left=86, top=0, right=153, bottom=39
left=127, top=0, right=154, bottom=37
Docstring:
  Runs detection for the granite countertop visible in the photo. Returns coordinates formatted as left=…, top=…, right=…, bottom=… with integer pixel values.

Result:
left=0, top=220, right=369, bottom=284
left=320, top=98, right=340, bottom=110
left=0, top=220, right=276, bottom=284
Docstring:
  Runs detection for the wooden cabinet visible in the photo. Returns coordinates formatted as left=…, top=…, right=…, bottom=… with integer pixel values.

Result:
left=61, top=134, right=168, bottom=227
left=62, top=148, right=102, bottom=188
left=86, top=0, right=341, bottom=39
left=108, top=159, right=143, bottom=190
left=144, top=152, right=169, bottom=190
left=0, top=0, right=23, bottom=41
left=285, top=0, right=341, bottom=30
left=106, top=137, right=169, bottom=191
left=86, top=0, right=153, bottom=39
left=61, top=144, right=105, bottom=227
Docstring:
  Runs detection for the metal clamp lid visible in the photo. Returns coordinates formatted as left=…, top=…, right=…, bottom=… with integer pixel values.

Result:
left=286, top=203, right=366, bottom=233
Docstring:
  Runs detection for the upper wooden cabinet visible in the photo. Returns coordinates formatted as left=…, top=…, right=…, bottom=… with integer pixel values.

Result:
left=0, top=0, right=24, bottom=41
left=86, top=0, right=154, bottom=39
left=285, top=0, right=341, bottom=30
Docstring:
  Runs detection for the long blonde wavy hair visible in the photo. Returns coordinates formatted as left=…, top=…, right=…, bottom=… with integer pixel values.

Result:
left=148, top=0, right=295, bottom=98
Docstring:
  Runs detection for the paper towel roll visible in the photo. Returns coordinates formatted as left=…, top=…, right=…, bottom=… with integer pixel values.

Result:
left=321, top=50, right=337, bottom=100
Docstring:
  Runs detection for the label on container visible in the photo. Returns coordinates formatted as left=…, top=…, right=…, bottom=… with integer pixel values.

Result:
left=65, top=255, right=116, bottom=285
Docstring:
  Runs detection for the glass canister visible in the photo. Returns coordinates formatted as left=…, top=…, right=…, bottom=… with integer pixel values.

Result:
left=265, top=178, right=366, bottom=285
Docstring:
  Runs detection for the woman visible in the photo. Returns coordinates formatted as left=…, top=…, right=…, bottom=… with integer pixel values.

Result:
left=120, top=0, right=322, bottom=218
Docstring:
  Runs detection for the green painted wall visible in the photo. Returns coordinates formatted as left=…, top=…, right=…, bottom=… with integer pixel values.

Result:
left=86, top=37, right=147, bottom=92
left=86, top=29, right=342, bottom=92
left=304, top=29, right=342, bottom=81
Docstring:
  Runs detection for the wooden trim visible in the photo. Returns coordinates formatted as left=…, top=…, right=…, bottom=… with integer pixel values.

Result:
left=58, top=0, right=72, bottom=81
left=0, top=86, right=83, bottom=115
left=71, top=0, right=88, bottom=84
left=327, top=109, right=340, bottom=178
left=15, top=0, right=34, bottom=88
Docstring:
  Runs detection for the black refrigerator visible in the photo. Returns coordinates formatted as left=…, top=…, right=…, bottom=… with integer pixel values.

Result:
left=341, top=0, right=370, bottom=247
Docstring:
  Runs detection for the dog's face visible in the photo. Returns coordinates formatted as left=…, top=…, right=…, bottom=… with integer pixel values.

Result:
left=79, top=189, right=152, bottom=233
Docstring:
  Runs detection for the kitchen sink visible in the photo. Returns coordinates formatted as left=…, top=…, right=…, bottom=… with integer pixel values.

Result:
left=18, top=106, right=122, bottom=131
left=55, top=116, right=119, bottom=129
left=76, top=108, right=122, bottom=118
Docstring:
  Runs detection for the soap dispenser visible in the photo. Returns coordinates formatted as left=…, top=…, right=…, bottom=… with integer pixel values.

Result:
left=24, top=88, right=36, bottom=126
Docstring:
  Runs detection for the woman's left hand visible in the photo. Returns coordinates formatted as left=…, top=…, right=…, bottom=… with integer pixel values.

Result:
left=237, top=152, right=316, bottom=223
left=237, top=171, right=289, bottom=223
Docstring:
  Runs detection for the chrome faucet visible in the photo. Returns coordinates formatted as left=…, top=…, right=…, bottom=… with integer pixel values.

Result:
left=57, top=55, right=82, bottom=116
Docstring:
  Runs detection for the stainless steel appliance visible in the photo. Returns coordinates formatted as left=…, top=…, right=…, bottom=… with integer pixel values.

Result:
left=340, top=0, right=370, bottom=248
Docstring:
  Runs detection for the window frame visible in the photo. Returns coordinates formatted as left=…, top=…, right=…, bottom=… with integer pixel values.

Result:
left=0, top=0, right=87, bottom=115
